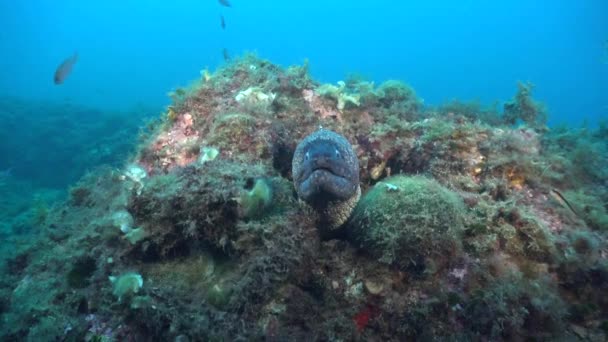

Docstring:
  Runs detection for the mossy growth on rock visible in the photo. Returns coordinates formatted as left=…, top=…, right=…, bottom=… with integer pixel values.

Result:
left=375, top=80, right=419, bottom=111
left=503, top=82, right=547, bottom=129
left=209, top=113, right=257, bottom=145
left=349, top=175, right=466, bottom=272
left=67, top=256, right=97, bottom=288
left=463, top=273, right=567, bottom=339
left=239, top=178, right=273, bottom=219
left=206, top=282, right=233, bottom=309
left=206, top=112, right=271, bottom=160
left=563, top=190, right=608, bottom=232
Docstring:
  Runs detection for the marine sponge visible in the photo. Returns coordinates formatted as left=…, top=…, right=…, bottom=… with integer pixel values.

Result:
left=349, top=175, right=465, bottom=271
left=239, top=178, right=273, bottom=219
left=235, top=86, right=276, bottom=105
left=109, top=272, right=143, bottom=301
left=111, top=210, right=134, bottom=233
left=124, top=227, right=147, bottom=245
left=235, top=87, right=276, bottom=114
left=199, top=146, right=220, bottom=165
left=316, top=81, right=361, bottom=112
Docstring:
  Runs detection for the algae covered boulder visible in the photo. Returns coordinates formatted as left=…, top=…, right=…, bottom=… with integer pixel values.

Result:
left=350, top=175, right=465, bottom=272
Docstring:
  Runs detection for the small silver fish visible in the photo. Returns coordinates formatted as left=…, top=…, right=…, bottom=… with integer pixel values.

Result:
left=221, top=15, right=226, bottom=29
left=218, top=0, right=231, bottom=7
left=54, top=52, right=78, bottom=85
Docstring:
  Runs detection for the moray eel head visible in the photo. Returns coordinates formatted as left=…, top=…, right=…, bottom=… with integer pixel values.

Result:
left=297, top=139, right=357, bottom=202
left=292, top=129, right=360, bottom=229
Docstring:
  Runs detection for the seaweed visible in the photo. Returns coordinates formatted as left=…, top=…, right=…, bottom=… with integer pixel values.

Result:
left=503, top=82, right=547, bottom=129
left=67, top=256, right=97, bottom=289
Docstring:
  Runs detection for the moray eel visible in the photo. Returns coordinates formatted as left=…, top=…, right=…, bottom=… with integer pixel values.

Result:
left=292, top=128, right=361, bottom=230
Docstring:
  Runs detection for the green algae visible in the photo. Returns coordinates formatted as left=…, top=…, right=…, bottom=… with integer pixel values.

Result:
left=206, top=282, right=233, bottom=309
left=563, top=190, right=608, bottom=231
left=437, top=99, right=502, bottom=125
left=350, top=175, right=466, bottom=271
left=239, top=178, right=273, bottom=219
left=464, top=273, right=567, bottom=339
left=67, top=256, right=97, bottom=289
left=503, top=81, right=547, bottom=129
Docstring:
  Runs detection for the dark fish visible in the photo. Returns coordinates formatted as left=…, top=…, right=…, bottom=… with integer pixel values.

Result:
left=220, top=15, right=226, bottom=29
left=218, top=0, right=231, bottom=7
left=222, top=48, right=230, bottom=61
left=54, top=52, right=78, bottom=85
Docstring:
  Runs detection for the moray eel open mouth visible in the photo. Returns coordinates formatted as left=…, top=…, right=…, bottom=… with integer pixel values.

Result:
left=292, top=129, right=360, bottom=229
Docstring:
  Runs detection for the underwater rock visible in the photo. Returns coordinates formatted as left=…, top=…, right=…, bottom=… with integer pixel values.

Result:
left=206, top=283, right=232, bottom=309
left=208, top=113, right=258, bottom=152
left=5, top=55, right=608, bottom=341
left=349, top=175, right=465, bottom=272
left=292, top=128, right=360, bottom=232
left=127, top=160, right=274, bottom=258
left=375, top=80, right=418, bottom=110
left=67, top=256, right=97, bottom=289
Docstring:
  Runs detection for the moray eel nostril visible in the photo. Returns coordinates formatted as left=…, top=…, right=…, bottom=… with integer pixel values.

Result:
left=292, top=128, right=361, bottom=231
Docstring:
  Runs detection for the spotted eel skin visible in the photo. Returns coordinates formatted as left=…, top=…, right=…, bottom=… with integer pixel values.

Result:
left=292, top=128, right=361, bottom=231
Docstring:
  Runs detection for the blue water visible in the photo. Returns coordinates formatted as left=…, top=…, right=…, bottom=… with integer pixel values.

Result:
left=1, top=1, right=607, bottom=187
left=2, top=0, right=606, bottom=124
